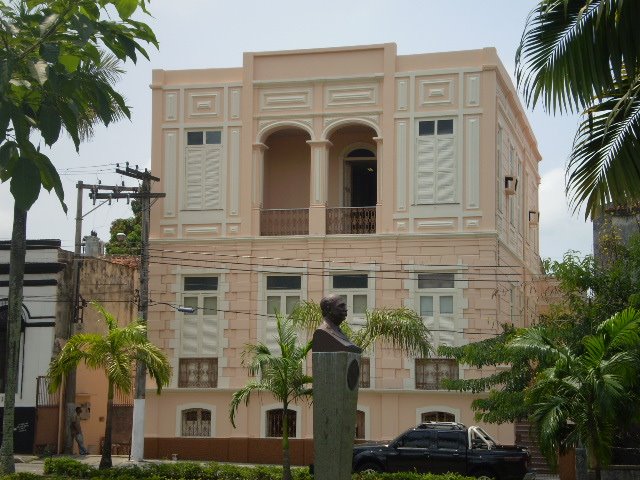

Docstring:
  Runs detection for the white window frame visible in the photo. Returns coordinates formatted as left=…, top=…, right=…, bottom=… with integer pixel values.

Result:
left=261, top=273, right=304, bottom=353
left=328, top=271, right=374, bottom=328
left=415, top=272, right=459, bottom=349
left=414, top=117, right=458, bottom=205
left=183, top=129, right=223, bottom=211
left=180, top=275, right=220, bottom=358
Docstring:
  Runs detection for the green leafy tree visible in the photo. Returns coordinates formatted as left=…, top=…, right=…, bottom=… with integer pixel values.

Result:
left=516, top=0, right=640, bottom=218
left=0, top=1, right=156, bottom=471
left=509, top=308, right=640, bottom=479
left=105, top=199, right=141, bottom=255
left=441, top=231, right=640, bottom=424
left=229, top=313, right=313, bottom=480
left=48, top=302, right=171, bottom=469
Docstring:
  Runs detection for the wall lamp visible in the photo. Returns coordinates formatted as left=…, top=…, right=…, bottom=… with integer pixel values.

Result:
left=151, top=301, right=195, bottom=314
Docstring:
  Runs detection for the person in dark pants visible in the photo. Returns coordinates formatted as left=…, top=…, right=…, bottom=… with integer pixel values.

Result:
left=70, top=406, right=88, bottom=455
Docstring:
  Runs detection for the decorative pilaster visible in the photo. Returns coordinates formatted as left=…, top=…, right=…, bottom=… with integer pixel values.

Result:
left=373, top=136, right=383, bottom=233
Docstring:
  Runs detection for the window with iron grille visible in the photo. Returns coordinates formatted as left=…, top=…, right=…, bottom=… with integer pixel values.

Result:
left=178, top=357, right=218, bottom=388
left=181, top=408, right=211, bottom=437
left=266, top=409, right=296, bottom=438
left=415, top=359, right=458, bottom=390
left=359, top=357, right=370, bottom=388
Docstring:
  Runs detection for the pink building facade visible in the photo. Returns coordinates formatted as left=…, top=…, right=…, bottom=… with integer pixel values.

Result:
left=146, top=43, right=542, bottom=460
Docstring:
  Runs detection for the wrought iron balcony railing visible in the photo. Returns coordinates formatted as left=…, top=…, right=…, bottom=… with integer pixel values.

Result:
left=260, top=208, right=309, bottom=236
left=326, top=207, right=376, bottom=234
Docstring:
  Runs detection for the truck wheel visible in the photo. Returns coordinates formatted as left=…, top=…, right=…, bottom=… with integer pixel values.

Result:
left=356, top=462, right=382, bottom=473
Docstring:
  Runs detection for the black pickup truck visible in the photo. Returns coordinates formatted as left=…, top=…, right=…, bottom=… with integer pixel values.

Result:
left=352, top=422, right=534, bottom=480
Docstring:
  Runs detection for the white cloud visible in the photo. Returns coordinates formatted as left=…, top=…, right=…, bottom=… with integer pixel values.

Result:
left=538, top=167, right=593, bottom=261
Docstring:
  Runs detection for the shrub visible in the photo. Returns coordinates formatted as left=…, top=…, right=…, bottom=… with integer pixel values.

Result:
left=43, top=457, right=94, bottom=478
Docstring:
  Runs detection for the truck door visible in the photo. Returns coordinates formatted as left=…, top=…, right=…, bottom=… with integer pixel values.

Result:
left=387, top=430, right=435, bottom=473
left=428, top=431, right=468, bottom=474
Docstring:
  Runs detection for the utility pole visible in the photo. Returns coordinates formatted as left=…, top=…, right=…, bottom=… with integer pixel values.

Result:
left=90, top=164, right=164, bottom=462
left=63, top=181, right=140, bottom=453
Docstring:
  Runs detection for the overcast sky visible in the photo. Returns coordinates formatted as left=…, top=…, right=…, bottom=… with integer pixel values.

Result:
left=0, top=0, right=592, bottom=261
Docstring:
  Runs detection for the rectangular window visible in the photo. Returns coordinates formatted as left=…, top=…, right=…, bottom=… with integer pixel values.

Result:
left=331, top=272, right=371, bottom=326
left=415, top=359, right=459, bottom=390
left=418, top=273, right=454, bottom=289
left=264, top=275, right=302, bottom=351
left=184, top=276, right=218, bottom=291
left=416, top=118, right=457, bottom=204
left=185, top=130, right=222, bottom=210
left=178, top=357, right=218, bottom=388
left=267, top=275, right=302, bottom=290
left=332, top=274, right=368, bottom=289
left=180, top=276, right=219, bottom=358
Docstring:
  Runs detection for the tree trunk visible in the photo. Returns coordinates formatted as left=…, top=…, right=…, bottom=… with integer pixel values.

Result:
left=282, top=404, right=291, bottom=480
left=99, top=381, right=114, bottom=469
left=0, top=206, right=27, bottom=473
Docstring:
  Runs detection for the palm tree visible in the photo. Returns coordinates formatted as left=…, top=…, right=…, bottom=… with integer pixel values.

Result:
left=48, top=303, right=171, bottom=469
left=229, top=313, right=313, bottom=480
left=289, top=300, right=433, bottom=357
left=516, top=0, right=640, bottom=218
left=509, top=308, right=640, bottom=480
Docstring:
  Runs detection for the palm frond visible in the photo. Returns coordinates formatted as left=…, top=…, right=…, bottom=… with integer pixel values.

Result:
left=354, top=307, right=432, bottom=357
left=566, top=79, right=640, bottom=218
left=516, top=0, right=640, bottom=113
left=288, top=301, right=323, bottom=332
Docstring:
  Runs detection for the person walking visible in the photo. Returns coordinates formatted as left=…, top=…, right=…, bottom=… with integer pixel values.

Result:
left=70, top=406, right=88, bottom=455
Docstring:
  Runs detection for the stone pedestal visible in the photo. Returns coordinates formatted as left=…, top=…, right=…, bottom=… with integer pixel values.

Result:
left=312, top=352, right=360, bottom=480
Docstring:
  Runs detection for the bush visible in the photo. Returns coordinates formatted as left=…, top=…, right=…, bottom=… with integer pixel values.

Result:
left=33, top=458, right=475, bottom=480
left=43, top=457, right=94, bottom=478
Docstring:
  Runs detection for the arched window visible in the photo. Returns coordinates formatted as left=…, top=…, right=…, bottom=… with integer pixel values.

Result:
left=421, top=411, right=455, bottom=423
left=266, top=409, right=296, bottom=438
left=181, top=408, right=211, bottom=437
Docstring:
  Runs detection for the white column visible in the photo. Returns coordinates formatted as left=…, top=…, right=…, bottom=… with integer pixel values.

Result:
left=306, top=140, right=332, bottom=235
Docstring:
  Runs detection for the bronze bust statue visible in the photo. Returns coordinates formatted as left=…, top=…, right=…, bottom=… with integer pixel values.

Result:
left=312, top=294, right=362, bottom=353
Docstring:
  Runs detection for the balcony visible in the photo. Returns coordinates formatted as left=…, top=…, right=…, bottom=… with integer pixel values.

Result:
left=260, top=208, right=309, bottom=236
left=327, top=207, right=376, bottom=234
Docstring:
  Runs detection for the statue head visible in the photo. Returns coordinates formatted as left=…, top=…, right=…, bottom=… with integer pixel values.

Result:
left=320, top=294, right=348, bottom=326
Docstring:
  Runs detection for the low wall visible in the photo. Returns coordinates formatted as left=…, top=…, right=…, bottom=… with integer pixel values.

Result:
left=144, top=438, right=315, bottom=465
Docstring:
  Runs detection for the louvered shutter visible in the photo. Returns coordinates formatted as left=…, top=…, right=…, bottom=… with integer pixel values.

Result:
left=436, top=137, right=456, bottom=203
left=181, top=316, right=198, bottom=355
left=201, top=316, right=218, bottom=354
left=416, top=138, right=436, bottom=203
left=185, top=147, right=204, bottom=209
left=203, top=146, right=221, bottom=209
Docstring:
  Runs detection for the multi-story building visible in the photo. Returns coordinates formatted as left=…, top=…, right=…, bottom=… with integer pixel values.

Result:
left=146, top=43, right=542, bottom=462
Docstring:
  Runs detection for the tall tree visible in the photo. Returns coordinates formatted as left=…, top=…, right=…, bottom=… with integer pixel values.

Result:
left=229, top=313, right=313, bottom=480
left=0, top=1, right=157, bottom=471
left=509, top=308, right=640, bottom=480
left=48, top=303, right=171, bottom=469
left=516, top=0, right=640, bottom=218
